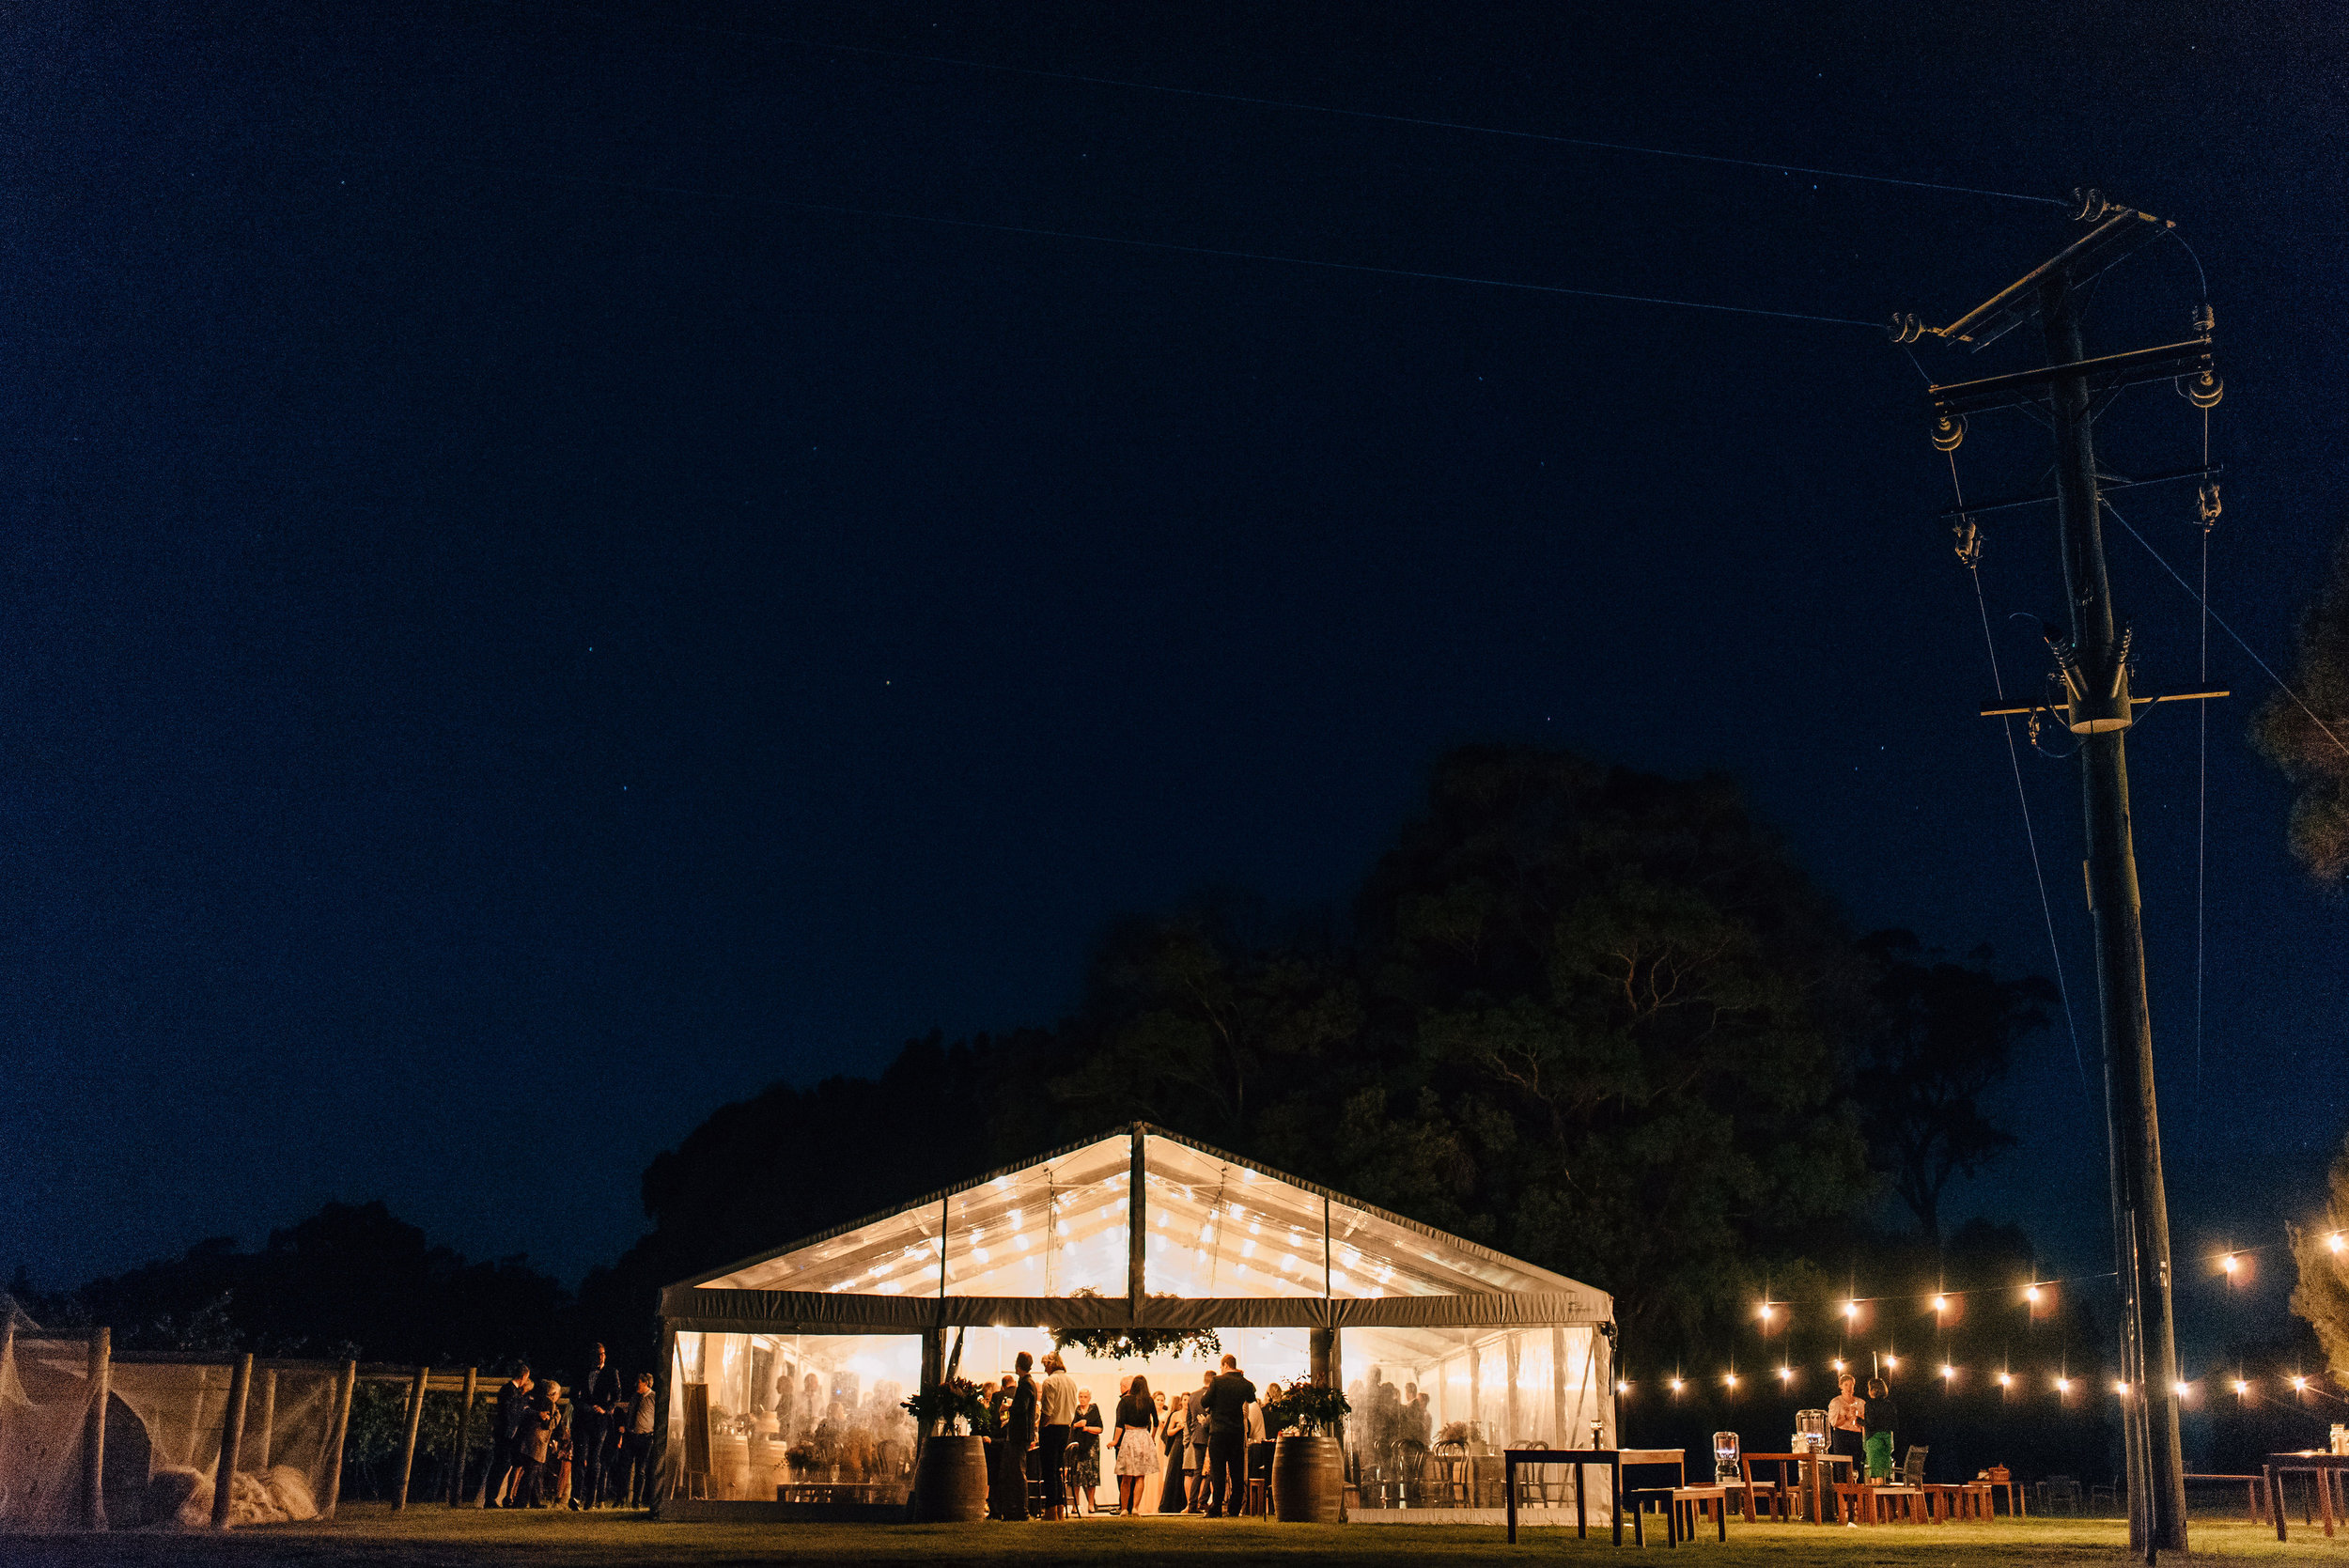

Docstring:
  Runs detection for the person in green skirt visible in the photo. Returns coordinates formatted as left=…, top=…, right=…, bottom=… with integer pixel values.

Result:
left=1863, top=1377, right=1901, bottom=1480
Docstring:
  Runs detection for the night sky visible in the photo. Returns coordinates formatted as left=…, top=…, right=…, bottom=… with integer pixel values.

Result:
left=6, top=3, right=2343, bottom=1362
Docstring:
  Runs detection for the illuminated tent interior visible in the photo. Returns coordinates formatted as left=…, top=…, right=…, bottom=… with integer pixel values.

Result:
left=658, top=1125, right=1615, bottom=1518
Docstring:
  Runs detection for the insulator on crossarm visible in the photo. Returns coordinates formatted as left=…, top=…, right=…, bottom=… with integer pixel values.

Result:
left=1932, top=411, right=1967, bottom=453
left=1889, top=312, right=1927, bottom=345
left=2198, top=484, right=2221, bottom=531
left=2180, top=369, right=2223, bottom=409
left=2192, top=303, right=2215, bottom=337
left=2071, top=187, right=2111, bottom=223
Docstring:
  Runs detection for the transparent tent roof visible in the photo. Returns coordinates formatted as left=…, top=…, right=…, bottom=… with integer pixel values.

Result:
left=692, top=1127, right=1578, bottom=1301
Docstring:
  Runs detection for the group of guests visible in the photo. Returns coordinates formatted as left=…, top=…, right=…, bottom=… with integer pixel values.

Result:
left=1825, top=1372, right=1904, bottom=1522
left=482, top=1344, right=660, bottom=1509
left=981, top=1350, right=1273, bottom=1521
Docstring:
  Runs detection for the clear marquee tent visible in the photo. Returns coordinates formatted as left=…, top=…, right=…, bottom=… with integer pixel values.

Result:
left=658, top=1124, right=1616, bottom=1518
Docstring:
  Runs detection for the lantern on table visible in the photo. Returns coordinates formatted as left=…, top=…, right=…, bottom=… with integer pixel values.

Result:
left=1796, top=1409, right=1829, bottom=1453
left=1713, top=1431, right=1740, bottom=1483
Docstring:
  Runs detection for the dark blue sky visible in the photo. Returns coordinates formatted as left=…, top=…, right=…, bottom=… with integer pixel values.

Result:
left=4, top=3, right=2342, bottom=1364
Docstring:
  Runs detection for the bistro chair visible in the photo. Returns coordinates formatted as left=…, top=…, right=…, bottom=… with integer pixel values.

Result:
left=2039, top=1474, right=2082, bottom=1515
left=1395, top=1438, right=1430, bottom=1508
left=1509, top=1440, right=1563, bottom=1508
left=1739, top=1453, right=1796, bottom=1522
left=1431, top=1438, right=1473, bottom=1509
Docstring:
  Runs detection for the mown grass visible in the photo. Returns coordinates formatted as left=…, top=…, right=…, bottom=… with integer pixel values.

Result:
left=0, top=1505, right=2328, bottom=1566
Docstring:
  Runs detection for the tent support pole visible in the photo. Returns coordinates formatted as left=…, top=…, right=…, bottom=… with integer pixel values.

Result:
left=392, top=1365, right=428, bottom=1510
left=1128, top=1123, right=1146, bottom=1321
left=83, top=1327, right=110, bottom=1530
left=323, top=1359, right=357, bottom=1519
left=211, top=1352, right=253, bottom=1529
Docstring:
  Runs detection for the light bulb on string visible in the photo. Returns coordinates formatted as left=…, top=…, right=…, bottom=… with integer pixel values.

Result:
left=1617, top=1380, right=1631, bottom=1394
left=1724, top=1372, right=1738, bottom=1389
left=2114, top=1380, right=2131, bottom=1396
left=1842, top=1300, right=1860, bottom=1321
left=1998, top=1372, right=2014, bottom=1389
left=1940, top=1363, right=1955, bottom=1382
left=2294, top=1375, right=2310, bottom=1392
left=1932, top=1295, right=1949, bottom=1314
left=2174, top=1380, right=2191, bottom=1397
left=1670, top=1376, right=1685, bottom=1395
left=2024, top=1283, right=2043, bottom=1304
left=2232, top=1379, right=2249, bottom=1396
left=1778, top=1366, right=1794, bottom=1384
left=2055, top=1376, right=2072, bottom=1394
left=2330, top=1233, right=2345, bottom=1256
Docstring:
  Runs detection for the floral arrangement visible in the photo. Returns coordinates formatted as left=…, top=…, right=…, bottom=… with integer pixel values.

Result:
left=899, top=1377, right=991, bottom=1431
left=1266, top=1379, right=1352, bottom=1437
left=1050, top=1289, right=1223, bottom=1362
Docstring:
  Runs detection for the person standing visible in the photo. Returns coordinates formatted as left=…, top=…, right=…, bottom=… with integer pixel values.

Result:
left=1111, top=1374, right=1159, bottom=1516
left=521, top=1384, right=559, bottom=1506
left=1827, top=1372, right=1866, bottom=1525
left=1199, top=1355, right=1256, bottom=1518
left=1037, top=1352, right=1078, bottom=1520
left=572, top=1343, right=623, bottom=1509
left=987, top=1371, right=1015, bottom=1521
left=1070, top=1390, right=1105, bottom=1514
left=485, top=1362, right=535, bottom=1507
left=1159, top=1392, right=1190, bottom=1512
left=1186, top=1374, right=1213, bottom=1513
left=1863, top=1376, right=1901, bottom=1481
left=616, top=1373, right=657, bottom=1507
left=1002, top=1353, right=1040, bottom=1521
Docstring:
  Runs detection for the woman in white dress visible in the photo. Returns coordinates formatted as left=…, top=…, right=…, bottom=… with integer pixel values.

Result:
left=1111, top=1374, right=1160, bottom=1516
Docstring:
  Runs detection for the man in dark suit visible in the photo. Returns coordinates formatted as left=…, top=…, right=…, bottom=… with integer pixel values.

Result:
left=484, top=1362, right=534, bottom=1507
left=1198, top=1354, right=1256, bottom=1517
left=1001, top=1352, right=1040, bottom=1521
left=571, top=1343, right=623, bottom=1508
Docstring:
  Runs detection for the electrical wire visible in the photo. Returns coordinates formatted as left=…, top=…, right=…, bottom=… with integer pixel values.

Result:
left=2105, top=501, right=2349, bottom=762
left=1945, top=456, right=2092, bottom=1104
left=417, top=154, right=1887, bottom=328
left=541, top=7, right=2067, bottom=210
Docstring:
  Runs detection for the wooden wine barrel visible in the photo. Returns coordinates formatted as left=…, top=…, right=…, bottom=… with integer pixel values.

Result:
left=1272, top=1433, right=1343, bottom=1523
left=912, top=1436, right=989, bottom=1522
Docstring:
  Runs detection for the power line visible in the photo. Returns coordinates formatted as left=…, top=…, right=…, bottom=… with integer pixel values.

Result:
left=416, top=154, right=1885, bottom=328
left=2105, top=500, right=2349, bottom=761
left=561, top=7, right=2065, bottom=210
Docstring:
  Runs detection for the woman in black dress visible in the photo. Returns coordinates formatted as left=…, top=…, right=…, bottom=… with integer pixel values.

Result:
left=1159, top=1391, right=1190, bottom=1511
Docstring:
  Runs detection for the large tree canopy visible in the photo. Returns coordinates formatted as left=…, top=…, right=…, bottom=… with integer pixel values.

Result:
left=2255, top=529, right=2349, bottom=882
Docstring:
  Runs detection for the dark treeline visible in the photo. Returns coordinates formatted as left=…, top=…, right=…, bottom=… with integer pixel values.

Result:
left=23, top=745, right=2316, bottom=1480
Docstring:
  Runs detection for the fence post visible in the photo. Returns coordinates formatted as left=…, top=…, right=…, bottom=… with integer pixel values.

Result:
left=255, top=1369, right=277, bottom=1471
left=83, top=1327, right=111, bottom=1530
left=211, top=1353, right=253, bottom=1529
left=393, top=1365, right=429, bottom=1510
left=450, top=1367, right=477, bottom=1506
left=322, top=1359, right=358, bottom=1519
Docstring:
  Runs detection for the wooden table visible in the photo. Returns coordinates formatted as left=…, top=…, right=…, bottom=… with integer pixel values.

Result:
left=2189, top=1474, right=2264, bottom=1521
left=1503, top=1448, right=1623, bottom=1545
left=1794, top=1450, right=1854, bottom=1523
left=2266, top=1453, right=2349, bottom=1541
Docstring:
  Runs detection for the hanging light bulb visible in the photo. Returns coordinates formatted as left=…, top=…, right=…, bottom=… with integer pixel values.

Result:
left=2024, top=1284, right=2043, bottom=1304
left=1998, top=1372, right=2014, bottom=1389
left=2114, top=1380, right=2131, bottom=1396
left=2173, top=1380, right=2191, bottom=1397
left=2055, top=1376, right=2072, bottom=1393
left=2294, top=1375, right=2310, bottom=1392
left=2232, top=1379, right=2249, bottom=1395
left=2221, top=1253, right=2240, bottom=1276
left=1884, top=1354, right=1899, bottom=1372
left=1778, top=1366, right=1794, bottom=1383
left=1842, top=1300, right=1860, bottom=1320
left=1830, top=1358, right=1846, bottom=1374
left=1723, top=1372, right=1738, bottom=1389
left=2330, top=1233, right=2345, bottom=1255
left=1670, top=1376, right=1685, bottom=1394
left=1940, top=1363, right=1955, bottom=1381
left=1756, top=1302, right=1775, bottom=1322
left=1617, top=1379, right=1631, bottom=1394
left=1932, top=1295, right=1949, bottom=1313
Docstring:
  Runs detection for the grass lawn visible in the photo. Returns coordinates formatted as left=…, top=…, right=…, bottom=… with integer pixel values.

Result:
left=0, top=1507, right=2335, bottom=1567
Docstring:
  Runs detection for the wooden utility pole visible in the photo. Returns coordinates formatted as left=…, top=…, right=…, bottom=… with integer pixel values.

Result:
left=1901, top=194, right=2220, bottom=1562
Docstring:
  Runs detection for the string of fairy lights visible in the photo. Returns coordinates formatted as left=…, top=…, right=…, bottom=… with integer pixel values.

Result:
left=1618, top=1231, right=2349, bottom=1410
